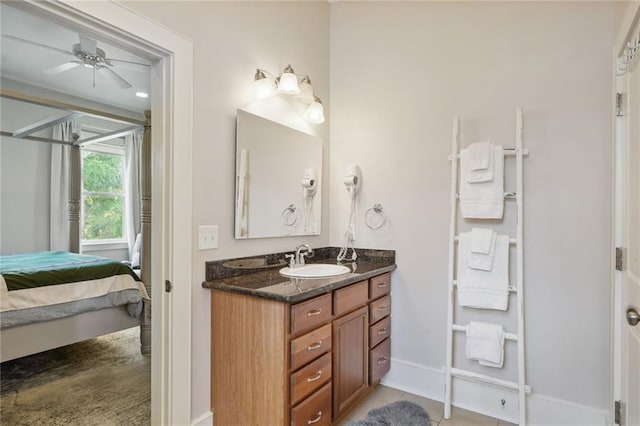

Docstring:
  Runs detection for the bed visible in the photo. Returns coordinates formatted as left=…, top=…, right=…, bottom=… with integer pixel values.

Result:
left=0, top=251, right=149, bottom=362
left=0, top=89, right=152, bottom=362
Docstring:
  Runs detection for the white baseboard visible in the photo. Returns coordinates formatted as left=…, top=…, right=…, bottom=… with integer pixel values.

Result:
left=381, top=358, right=610, bottom=426
left=192, top=411, right=213, bottom=426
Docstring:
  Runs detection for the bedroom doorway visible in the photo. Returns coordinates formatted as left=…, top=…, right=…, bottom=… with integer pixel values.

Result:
left=3, top=2, right=194, bottom=424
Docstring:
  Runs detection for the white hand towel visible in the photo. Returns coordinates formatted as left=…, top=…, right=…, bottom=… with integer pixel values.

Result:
left=465, top=141, right=493, bottom=184
left=459, top=145, right=504, bottom=219
left=457, top=232, right=509, bottom=310
left=468, top=228, right=497, bottom=271
left=471, top=227, right=494, bottom=254
left=465, top=321, right=504, bottom=368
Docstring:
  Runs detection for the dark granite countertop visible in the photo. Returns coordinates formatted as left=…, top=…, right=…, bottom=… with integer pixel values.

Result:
left=202, top=247, right=396, bottom=304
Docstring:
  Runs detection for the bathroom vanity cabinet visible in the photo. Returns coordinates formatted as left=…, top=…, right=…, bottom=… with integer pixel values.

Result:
left=210, top=271, right=392, bottom=426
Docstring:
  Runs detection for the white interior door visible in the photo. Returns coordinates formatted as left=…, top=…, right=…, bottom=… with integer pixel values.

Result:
left=622, top=64, right=640, bottom=426
left=615, top=6, right=640, bottom=425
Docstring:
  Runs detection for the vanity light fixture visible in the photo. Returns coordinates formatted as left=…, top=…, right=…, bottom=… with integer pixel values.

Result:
left=252, top=65, right=325, bottom=124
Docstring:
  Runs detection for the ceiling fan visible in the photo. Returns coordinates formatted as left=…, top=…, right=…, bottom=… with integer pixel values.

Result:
left=2, top=33, right=150, bottom=89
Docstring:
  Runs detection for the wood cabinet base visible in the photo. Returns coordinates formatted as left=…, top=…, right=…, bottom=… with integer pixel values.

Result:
left=211, top=271, right=392, bottom=426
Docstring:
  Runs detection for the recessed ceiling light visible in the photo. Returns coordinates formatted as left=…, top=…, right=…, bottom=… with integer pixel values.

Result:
left=135, top=91, right=149, bottom=98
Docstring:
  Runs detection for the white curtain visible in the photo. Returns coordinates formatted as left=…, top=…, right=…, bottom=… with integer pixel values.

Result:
left=125, top=131, right=143, bottom=255
left=50, top=121, right=80, bottom=251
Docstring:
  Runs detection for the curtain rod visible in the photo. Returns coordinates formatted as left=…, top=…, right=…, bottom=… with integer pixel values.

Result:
left=0, top=131, right=76, bottom=147
left=0, top=89, right=146, bottom=127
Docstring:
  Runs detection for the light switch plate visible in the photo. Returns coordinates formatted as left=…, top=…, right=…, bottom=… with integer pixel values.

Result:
left=198, top=225, right=219, bottom=250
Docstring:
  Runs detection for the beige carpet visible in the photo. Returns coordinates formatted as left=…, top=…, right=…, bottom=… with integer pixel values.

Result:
left=0, top=327, right=150, bottom=426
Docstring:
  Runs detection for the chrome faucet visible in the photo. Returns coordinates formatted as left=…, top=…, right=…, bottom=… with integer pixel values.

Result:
left=295, top=244, right=313, bottom=265
left=285, top=244, right=314, bottom=268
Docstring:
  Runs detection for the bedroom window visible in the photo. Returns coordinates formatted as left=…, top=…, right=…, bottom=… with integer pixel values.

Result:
left=81, top=142, right=126, bottom=243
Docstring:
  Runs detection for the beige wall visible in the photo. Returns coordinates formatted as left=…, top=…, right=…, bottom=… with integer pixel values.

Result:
left=122, top=1, right=330, bottom=420
left=329, top=0, right=613, bottom=415
left=0, top=137, right=51, bottom=254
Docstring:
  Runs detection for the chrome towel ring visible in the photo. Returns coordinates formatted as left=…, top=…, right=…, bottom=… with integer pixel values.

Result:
left=282, top=204, right=298, bottom=227
left=365, top=204, right=386, bottom=230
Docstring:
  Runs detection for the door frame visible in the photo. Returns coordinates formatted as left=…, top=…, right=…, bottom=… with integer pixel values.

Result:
left=14, top=2, right=194, bottom=424
left=612, top=2, right=640, bottom=424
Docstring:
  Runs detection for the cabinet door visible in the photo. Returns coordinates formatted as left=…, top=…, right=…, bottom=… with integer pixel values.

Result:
left=332, top=305, right=369, bottom=419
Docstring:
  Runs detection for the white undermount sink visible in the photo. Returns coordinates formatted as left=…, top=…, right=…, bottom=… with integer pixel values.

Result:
left=279, top=263, right=351, bottom=278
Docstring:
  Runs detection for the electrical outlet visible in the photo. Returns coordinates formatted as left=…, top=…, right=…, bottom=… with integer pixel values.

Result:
left=198, top=225, right=219, bottom=250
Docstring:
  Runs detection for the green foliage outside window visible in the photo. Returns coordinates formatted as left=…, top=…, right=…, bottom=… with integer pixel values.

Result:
left=82, top=150, right=124, bottom=241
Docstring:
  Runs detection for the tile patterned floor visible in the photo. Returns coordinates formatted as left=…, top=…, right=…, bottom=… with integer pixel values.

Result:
left=337, top=385, right=516, bottom=426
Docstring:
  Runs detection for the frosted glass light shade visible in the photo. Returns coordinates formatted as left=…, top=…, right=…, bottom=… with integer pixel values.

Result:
left=297, top=77, right=314, bottom=103
left=253, top=77, right=276, bottom=100
left=277, top=65, right=300, bottom=94
left=306, top=99, right=325, bottom=124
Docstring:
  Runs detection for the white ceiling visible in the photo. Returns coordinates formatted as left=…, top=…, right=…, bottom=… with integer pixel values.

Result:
left=0, top=3, right=151, bottom=113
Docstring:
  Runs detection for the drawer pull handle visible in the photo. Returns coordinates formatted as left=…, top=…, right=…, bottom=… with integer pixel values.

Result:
left=306, top=341, right=322, bottom=351
left=377, top=328, right=388, bottom=335
left=377, top=306, right=388, bottom=311
left=377, top=357, right=388, bottom=365
left=306, top=370, right=323, bottom=383
left=377, top=282, right=388, bottom=288
left=307, top=411, right=323, bottom=424
left=307, top=308, right=322, bottom=317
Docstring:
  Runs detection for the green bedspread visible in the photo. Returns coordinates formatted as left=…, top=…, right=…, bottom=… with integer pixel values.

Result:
left=1, top=251, right=141, bottom=291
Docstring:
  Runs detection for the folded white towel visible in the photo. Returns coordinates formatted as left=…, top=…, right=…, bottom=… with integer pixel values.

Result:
left=471, top=227, right=494, bottom=254
left=465, top=141, right=493, bottom=184
left=465, top=321, right=504, bottom=368
left=457, top=231, right=509, bottom=310
left=459, top=145, right=504, bottom=219
left=468, top=228, right=497, bottom=271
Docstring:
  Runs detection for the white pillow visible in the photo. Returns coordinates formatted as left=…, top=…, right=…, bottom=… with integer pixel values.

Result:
left=131, top=233, right=142, bottom=269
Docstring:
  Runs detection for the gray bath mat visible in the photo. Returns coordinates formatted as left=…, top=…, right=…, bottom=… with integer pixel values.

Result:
left=348, top=400, right=431, bottom=426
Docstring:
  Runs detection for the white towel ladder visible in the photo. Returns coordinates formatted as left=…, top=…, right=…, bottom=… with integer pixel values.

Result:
left=443, top=109, right=530, bottom=425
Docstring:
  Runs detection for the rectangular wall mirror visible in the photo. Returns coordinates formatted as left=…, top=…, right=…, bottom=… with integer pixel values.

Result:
left=235, top=109, right=322, bottom=239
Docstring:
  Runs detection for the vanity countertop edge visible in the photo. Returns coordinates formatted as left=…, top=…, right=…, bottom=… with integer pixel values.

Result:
left=202, top=259, right=396, bottom=304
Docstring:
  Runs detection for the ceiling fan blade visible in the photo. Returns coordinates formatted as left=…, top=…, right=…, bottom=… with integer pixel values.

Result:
left=105, top=57, right=151, bottom=68
left=1, top=34, right=74, bottom=56
left=97, top=66, right=132, bottom=89
left=42, top=61, right=81, bottom=74
left=79, top=34, right=97, bottom=55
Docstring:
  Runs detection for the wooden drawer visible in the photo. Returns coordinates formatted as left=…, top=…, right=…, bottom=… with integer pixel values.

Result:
left=333, top=280, right=368, bottom=317
left=369, top=316, right=391, bottom=349
left=291, top=382, right=332, bottom=426
left=291, top=293, right=332, bottom=336
left=369, top=272, right=391, bottom=300
left=291, top=352, right=332, bottom=405
left=291, top=323, right=332, bottom=370
left=369, top=295, right=391, bottom=324
left=369, top=337, right=391, bottom=384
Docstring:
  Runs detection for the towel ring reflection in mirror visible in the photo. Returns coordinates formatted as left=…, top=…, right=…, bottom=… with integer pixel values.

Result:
left=282, top=204, right=299, bottom=227
left=365, top=204, right=386, bottom=230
